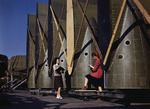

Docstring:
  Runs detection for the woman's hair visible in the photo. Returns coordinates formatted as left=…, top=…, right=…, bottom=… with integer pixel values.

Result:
left=51, top=57, right=59, bottom=73
left=92, top=51, right=99, bottom=57
left=52, top=57, right=59, bottom=66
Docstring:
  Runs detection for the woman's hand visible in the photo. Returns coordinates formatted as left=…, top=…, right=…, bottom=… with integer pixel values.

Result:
left=60, top=70, right=64, bottom=73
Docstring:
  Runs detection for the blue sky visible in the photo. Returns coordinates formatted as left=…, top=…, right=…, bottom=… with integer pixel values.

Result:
left=0, top=0, right=48, bottom=59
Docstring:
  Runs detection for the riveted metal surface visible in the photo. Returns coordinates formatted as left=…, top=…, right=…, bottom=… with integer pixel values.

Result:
left=106, top=0, right=150, bottom=89
left=37, top=50, right=52, bottom=88
left=72, top=18, right=97, bottom=88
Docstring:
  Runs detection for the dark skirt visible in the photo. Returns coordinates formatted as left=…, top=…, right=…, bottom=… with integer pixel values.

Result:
left=86, top=74, right=102, bottom=87
left=54, top=76, right=63, bottom=89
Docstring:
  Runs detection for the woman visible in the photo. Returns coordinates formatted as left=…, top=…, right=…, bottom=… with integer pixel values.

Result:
left=53, top=57, right=64, bottom=99
left=82, top=51, right=103, bottom=92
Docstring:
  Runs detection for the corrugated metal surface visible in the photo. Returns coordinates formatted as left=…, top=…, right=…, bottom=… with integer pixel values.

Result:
left=36, top=3, right=50, bottom=88
left=36, top=3, right=48, bottom=66
left=139, top=0, right=150, bottom=13
left=27, top=14, right=36, bottom=69
left=27, top=14, right=36, bottom=88
left=51, top=0, right=66, bottom=58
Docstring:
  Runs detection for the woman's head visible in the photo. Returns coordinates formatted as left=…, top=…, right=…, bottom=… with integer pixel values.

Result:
left=53, top=57, right=60, bottom=65
left=51, top=57, right=60, bottom=73
left=92, top=51, right=99, bottom=59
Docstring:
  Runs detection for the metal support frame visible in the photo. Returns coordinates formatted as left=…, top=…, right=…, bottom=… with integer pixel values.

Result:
left=12, top=79, right=27, bottom=90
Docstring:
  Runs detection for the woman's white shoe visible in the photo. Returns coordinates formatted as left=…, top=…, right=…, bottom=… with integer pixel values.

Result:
left=56, top=95, right=63, bottom=99
left=59, top=96, right=63, bottom=99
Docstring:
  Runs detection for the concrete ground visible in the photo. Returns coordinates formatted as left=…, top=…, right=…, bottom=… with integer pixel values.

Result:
left=0, top=90, right=150, bottom=109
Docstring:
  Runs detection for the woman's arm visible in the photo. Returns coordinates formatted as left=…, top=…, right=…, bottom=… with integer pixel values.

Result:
left=92, top=59, right=100, bottom=72
left=53, top=65, right=59, bottom=71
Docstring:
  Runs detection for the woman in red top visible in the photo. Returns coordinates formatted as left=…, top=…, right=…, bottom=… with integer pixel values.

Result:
left=82, top=51, right=103, bottom=92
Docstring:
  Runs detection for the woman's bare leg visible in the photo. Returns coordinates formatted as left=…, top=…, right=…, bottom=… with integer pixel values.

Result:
left=81, top=77, right=89, bottom=90
left=98, top=86, right=102, bottom=92
left=84, top=77, right=88, bottom=87
left=57, top=87, right=61, bottom=96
